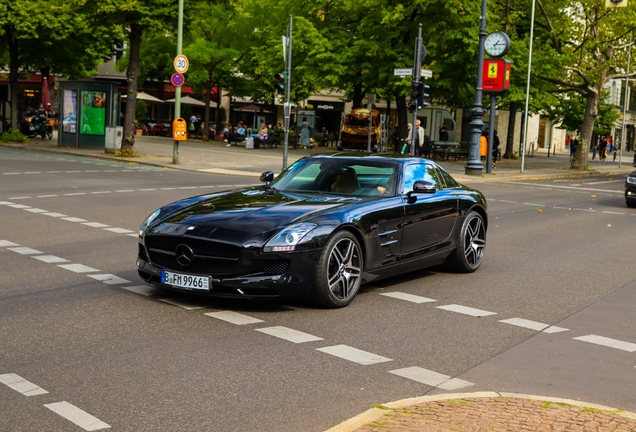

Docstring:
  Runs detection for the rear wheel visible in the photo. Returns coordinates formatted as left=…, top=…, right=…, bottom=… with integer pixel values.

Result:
left=310, top=231, right=363, bottom=308
left=446, top=210, right=486, bottom=273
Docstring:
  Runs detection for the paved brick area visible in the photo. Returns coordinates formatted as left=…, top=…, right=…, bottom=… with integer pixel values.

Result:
left=352, top=397, right=636, bottom=432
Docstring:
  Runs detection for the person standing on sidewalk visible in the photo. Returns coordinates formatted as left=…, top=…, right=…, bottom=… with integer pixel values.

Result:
left=299, top=117, right=312, bottom=149
left=570, top=135, right=578, bottom=160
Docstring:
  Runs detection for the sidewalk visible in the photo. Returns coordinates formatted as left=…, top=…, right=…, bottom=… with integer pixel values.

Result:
left=2, top=134, right=635, bottom=183
left=3, top=135, right=636, bottom=431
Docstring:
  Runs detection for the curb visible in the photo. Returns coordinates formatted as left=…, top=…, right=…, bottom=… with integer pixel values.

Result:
left=325, top=392, right=636, bottom=432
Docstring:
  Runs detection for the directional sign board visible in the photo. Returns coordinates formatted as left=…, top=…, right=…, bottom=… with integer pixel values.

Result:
left=171, top=73, right=185, bottom=87
left=174, top=54, right=189, bottom=74
left=393, top=68, right=433, bottom=78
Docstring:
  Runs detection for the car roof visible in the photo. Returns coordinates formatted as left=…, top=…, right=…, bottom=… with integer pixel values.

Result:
left=305, top=152, right=439, bottom=165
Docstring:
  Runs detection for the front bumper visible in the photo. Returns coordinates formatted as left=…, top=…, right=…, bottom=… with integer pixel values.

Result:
left=625, top=183, right=636, bottom=201
left=136, top=246, right=320, bottom=300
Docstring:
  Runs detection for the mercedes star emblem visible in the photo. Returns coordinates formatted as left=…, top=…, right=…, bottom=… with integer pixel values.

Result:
left=175, top=244, right=195, bottom=267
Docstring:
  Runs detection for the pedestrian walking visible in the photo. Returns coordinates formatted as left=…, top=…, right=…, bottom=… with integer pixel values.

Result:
left=492, top=130, right=500, bottom=168
left=299, top=117, right=312, bottom=149
left=570, top=136, right=578, bottom=160
left=599, top=136, right=607, bottom=161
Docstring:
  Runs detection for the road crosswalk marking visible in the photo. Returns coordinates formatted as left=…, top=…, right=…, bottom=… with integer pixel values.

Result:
left=0, top=373, right=48, bottom=396
left=317, top=345, right=392, bottom=365
left=255, top=326, right=323, bottom=343
left=204, top=311, right=265, bottom=325
left=44, top=401, right=111, bottom=431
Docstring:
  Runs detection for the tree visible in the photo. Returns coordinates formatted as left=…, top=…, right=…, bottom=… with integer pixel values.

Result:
left=527, top=0, right=636, bottom=169
left=82, top=0, right=177, bottom=150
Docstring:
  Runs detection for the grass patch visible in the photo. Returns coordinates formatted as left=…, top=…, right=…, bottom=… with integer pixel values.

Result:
left=0, top=129, right=29, bottom=143
left=371, top=404, right=391, bottom=410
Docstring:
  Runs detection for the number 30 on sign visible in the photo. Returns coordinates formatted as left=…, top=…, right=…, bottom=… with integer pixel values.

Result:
left=174, top=54, right=189, bottom=74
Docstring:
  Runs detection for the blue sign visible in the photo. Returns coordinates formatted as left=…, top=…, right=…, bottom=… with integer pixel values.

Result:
left=171, top=73, right=185, bottom=87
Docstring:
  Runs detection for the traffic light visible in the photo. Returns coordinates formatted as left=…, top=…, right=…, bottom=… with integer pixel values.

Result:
left=274, top=72, right=287, bottom=94
left=408, top=81, right=430, bottom=112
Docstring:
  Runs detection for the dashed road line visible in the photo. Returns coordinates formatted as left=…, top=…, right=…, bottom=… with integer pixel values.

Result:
left=316, top=345, right=392, bottom=365
left=37, top=194, right=58, bottom=198
left=8, top=203, right=30, bottom=208
left=389, top=367, right=473, bottom=390
left=32, top=255, right=69, bottom=264
left=62, top=217, right=88, bottom=222
left=543, top=326, right=569, bottom=334
left=82, top=222, right=110, bottom=228
left=573, top=335, right=636, bottom=352
left=58, top=264, right=99, bottom=273
left=104, top=227, right=135, bottom=234
left=0, top=373, right=48, bottom=396
left=24, top=208, right=48, bottom=213
left=499, top=317, right=549, bottom=331
left=8, top=247, right=42, bottom=255
left=158, top=298, right=205, bottom=310
left=602, top=211, right=625, bottom=215
left=43, top=212, right=67, bottom=217
left=255, top=326, right=323, bottom=343
left=0, top=240, right=19, bottom=247
left=121, top=285, right=162, bottom=296
left=380, top=292, right=437, bottom=303
left=64, top=193, right=87, bottom=196
left=87, top=274, right=132, bottom=285
left=44, top=401, right=111, bottom=431
left=90, top=191, right=111, bottom=194
left=204, top=311, right=265, bottom=325
left=437, top=304, right=497, bottom=317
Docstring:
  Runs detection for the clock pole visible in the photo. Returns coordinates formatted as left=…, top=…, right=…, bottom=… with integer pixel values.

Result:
left=465, top=0, right=488, bottom=175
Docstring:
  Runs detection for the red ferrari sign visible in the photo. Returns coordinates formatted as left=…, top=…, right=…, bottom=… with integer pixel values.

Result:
left=482, top=59, right=510, bottom=95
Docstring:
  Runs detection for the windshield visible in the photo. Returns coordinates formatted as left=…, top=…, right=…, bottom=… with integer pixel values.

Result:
left=270, top=158, right=399, bottom=197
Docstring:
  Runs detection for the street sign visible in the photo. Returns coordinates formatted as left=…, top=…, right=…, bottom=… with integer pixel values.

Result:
left=171, top=73, right=185, bottom=87
left=174, top=54, right=189, bottom=73
left=393, top=68, right=433, bottom=78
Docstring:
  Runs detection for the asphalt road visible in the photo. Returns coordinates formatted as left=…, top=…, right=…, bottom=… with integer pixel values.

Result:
left=1, top=149, right=634, bottom=431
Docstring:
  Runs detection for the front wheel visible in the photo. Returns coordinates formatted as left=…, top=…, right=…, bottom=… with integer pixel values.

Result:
left=626, top=198, right=636, bottom=208
left=310, top=231, right=363, bottom=308
left=446, top=210, right=486, bottom=273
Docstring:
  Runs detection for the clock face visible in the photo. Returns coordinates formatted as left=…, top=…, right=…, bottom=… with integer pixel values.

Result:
left=484, top=32, right=510, bottom=57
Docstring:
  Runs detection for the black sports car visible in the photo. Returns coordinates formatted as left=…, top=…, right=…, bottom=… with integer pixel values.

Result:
left=626, top=170, right=636, bottom=208
left=137, top=154, right=487, bottom=308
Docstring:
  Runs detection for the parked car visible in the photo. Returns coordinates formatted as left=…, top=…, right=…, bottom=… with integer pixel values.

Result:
left=137, top=154, right=488, bottom=308
left=625, top=171, right=636, bottom=208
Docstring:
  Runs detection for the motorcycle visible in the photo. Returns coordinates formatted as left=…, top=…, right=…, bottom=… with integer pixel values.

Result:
left=33, top=114, right=53, bottom=140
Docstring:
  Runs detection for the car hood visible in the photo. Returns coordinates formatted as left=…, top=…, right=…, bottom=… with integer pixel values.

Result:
left=151, top=188, right=363, bottom=237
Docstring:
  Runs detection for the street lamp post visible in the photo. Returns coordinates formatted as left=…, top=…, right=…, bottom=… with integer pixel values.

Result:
left=520, top=0, right=536, bottom=173
left=620, top=35, right=633, bottom=168
left=465, top=0, right=488, bottom=175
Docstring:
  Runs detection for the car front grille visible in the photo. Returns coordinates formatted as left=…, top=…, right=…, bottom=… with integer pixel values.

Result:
left=145, top=235, right=241, bottom=259
left=263, top=260, right=290, bottom=275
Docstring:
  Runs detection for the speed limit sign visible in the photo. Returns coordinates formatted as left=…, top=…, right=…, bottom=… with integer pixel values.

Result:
left=174, top=54, right=189, bottom=73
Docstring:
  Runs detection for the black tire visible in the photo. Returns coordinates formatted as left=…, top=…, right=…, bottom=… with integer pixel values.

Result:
left=627, top=198, right=636, bottom=208
left=446, top=210, right=486, bottom=273
left=310, top=231, right=363, bottom=308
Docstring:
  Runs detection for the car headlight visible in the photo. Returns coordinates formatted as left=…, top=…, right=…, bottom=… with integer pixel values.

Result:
left=263, top=223, right=317, bottom=252
left=139, top=209, right=161, bottom=236
left=627, top=176, right=636, bottom=185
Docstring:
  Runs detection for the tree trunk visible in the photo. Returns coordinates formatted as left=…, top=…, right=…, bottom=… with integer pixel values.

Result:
left=504, top=101, right=517, bottom=159
left=215, top=87, right=223, bottom=139
left=571, top=90, right=599, bottom=169
left=7, top=28, right=19, bottom=130
left=202, top=79, right=211, bottom=142
left=122, top=23, right=142, bottom=151
left=352, top=84, right=363, bottom=109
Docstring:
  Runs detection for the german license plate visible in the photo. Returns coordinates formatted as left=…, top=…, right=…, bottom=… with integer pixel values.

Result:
left=161, top=270, right=210, bottom=291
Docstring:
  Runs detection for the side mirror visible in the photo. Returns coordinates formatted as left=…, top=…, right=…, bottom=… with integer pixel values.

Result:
left=260, top=171, right=275, bottom=185
left=412, top=180, right=436, bottom=194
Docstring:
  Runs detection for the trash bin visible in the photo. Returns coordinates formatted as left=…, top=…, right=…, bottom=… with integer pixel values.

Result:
left=245, top=137, right=254, bottom=149
left=105, top=126, right=123, bottom=153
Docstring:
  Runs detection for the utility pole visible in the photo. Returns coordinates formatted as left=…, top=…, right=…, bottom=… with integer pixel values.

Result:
left=410, top=24, right=423, bottom=156
left=282, top=15, right=293, bottom=171
left=173, top=0, right=185, bottom=164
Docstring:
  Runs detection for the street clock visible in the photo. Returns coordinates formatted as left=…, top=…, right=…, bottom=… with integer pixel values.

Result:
left=484, top=32, right=511, bottom=58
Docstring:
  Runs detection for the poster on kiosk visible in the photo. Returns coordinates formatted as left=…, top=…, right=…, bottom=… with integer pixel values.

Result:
left=482, top=59, right=510, bottom=96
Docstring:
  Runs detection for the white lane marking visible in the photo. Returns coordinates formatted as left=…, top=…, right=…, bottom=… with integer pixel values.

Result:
left=44, top=212, right=67, bottom=217
left=0, top=240, right=20, bottom=247
left=103, top=228, right=135, bottom=234
left=389, top=367, right=474, bottom=390
left=204, top=311, right=265, bottom=325
left=23, top=171, right=42, bottom=174
left=498, top=200, right=518, bottom=203
left=543, top=326, right=569, bottom=333
left=8, top=247, right=42, bottom=255
left=65, top=171, right=82, bottom=173
left=0, top=373, right=48, bottom=396
left=380, top=292, right=437, bottom=304
left=139, top=188, right=156, bottom=191
left=584, top=179, right=624, bottom=185
left=522, top=203, right=544, bottom=207
left=574, top=208, right=596, bottom=212
left=82, top=222, right=110, bottom=228
left=499, top=318, right=549, bottom=331
left=8, top=197, right=31, bottom=200
left=0, top=201, right=15, bottom=205
left=58, top=264, right=100, bottom=273
left=127, top=233, right=139, bottom=238
left=121, top=285, right=162, bottom=296
left=44, top=401, right=111, bottom=431
left=8, top=204, right=31, bottom=209
left=37, top=194, right=59, bottom=198
left=158, top=298, right=204, bottom=310
left=316, top=345, right=392, bottom=365
left=32, top=255, right=69, bottom=264
left=84, top=170, right=100, bottom=173
left=573, top=335, right=636, bottom=352
left=62, top=217, right=88, bottom=222
left=115, top=190, right=134, bottom=193
left=506, top=181, right=622, bottom=194
left=90, top=191, right=111, bottom=194
left=255, top=326, right=323, bottom=343
left=103, top=170, right=117, bottom=172
left=3, top=172, right=21, bottom=175
left=47, top=171, right=63, bottom=173
left=179, top=186, right=198, bottom=189
left=602, top=211, right=625, bottom=215
left=87, top=274, right=132, bottom=285
left=437, top=304, right=497, bottom=317
left=64, top=193, right=87, bottom=196
left=24, top=208, right=48, bottom=213
left=160, top=187, right=177, bottom=190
